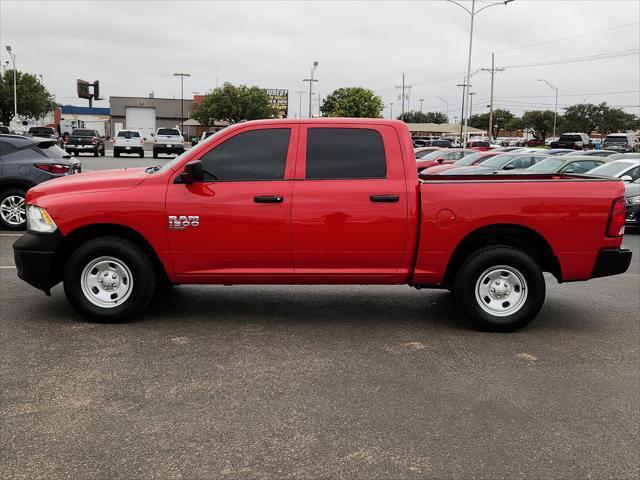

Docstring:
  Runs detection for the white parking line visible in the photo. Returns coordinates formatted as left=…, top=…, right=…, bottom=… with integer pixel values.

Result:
left=0, top=266, right=16, bottom=269
left=0, top=233, right=22, bottom=237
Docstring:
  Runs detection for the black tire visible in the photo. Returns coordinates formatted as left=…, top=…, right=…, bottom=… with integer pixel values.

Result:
left=454, top=246, right=545, bottom=332
left=0, top=187, right=27, bottom=230
left=93, top=148, right=99, bottom=157
left=100, top=147, right=106, bottom=157
left=63, top=237, right=157, bottom=322
left=139, top=151, right=144, bottom=158
left=114, top=150, right=120, bottom=158
left=153, top=150, right=158, bottom=159
left=73, top=151, right=79, bottom=157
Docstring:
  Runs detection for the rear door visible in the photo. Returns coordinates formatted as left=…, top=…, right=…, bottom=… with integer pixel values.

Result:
left=165, top=125, right=297, bottom=283
left=291, top=124, right=409, bottom=282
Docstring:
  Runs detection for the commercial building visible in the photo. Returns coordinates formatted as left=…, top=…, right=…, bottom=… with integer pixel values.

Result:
left=407, top=122, right=486, bottom=139
left=59, top=105, right=111, bottom=137
left=109, top=96, right=194, bottom=139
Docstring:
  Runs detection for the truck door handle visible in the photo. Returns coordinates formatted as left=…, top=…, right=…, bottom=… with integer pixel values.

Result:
left=254, top=195, right=284, bottom=203
left=370, top=195, right=399, bottom=203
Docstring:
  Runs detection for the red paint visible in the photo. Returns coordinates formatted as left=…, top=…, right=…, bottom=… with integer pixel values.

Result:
left=27, top=118, right=626, bottom=287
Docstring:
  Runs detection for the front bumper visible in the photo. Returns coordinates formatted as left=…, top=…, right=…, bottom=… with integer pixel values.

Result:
left=13, top=231, right=64, bottom=293
left=592, top=248, right=633, bottom=278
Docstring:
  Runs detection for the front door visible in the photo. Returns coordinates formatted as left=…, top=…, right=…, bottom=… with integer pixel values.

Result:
left=166, top=125, right=298, bottom=283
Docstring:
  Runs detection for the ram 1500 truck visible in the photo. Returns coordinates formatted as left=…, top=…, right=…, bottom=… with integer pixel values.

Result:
left=14, top=119, right=632, bottom=331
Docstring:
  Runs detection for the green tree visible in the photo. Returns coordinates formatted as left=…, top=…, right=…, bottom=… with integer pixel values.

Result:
left=468, top=109, right=515, bottom=139
left=0, top=70, right=55, bottom=126
left=398, top=111, right=448, bottom=123
left=521, top=110, right=556, bottom=140
left=562, top=103, right=601, bottom=134
left=504, top=116, right=524, bottom=133
left=193, top=82, right=277, bottom=125
left=320, top=87, right=383, bottom=118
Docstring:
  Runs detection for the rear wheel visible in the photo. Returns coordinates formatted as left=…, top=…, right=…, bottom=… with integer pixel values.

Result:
left=114, top=150, right=120, bottom=158
left=139, top=151, right=144, bottom=158
left=0, top=188, right=27, bottom=230
left=153, top=149, right=158, bottom=159
left=100, top=147, right=106, bottom=157
left=63, top=237, right=157, bottom=322
left=93, top=148, right=99, bottom=157
left=73, top=151, right=79, bottom=157
left=454, top=246, right=545, bottom=332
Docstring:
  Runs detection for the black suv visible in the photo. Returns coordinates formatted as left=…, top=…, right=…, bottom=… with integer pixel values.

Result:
left=0, top=135, right=81, bottom=229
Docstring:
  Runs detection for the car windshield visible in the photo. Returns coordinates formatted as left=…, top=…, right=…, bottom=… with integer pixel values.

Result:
left=526, top=158, right=565, bottom=173
left=477, top=154, right=517, bottom=168
left=605, top=136, right=627, bottom=143
left=157, top=128, right=180, bottom=136
left=29, top=127, right=55, bottom=135
left=588, top=161, right=635, bottom=177
left=71, top=130, right=96, bottom=137
left=417, top=149, right=448, bottom=161
left=118, top=131, right=141, bottom=138
left=456, top=152, right=491, bottom=166
left=559, top=134, right=583, bottom=142
left=37, top=142, right=70, bottom=159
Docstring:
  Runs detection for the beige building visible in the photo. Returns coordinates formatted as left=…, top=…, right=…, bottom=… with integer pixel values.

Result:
left=407, top=122, right=486, bottom=139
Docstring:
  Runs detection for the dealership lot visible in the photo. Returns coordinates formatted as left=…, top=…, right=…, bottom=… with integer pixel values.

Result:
left=1, top=155, right=638, bottom=479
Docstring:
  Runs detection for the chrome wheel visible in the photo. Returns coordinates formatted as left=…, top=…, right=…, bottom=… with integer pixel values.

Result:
left=80, top=256, right=134, bottom=308
left=475, top=265, right=528, bottom=317
left=0, top=195, right=26, bottom=226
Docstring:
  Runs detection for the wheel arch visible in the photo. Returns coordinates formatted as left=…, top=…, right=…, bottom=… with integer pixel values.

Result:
left=55, top=223, right=170, bottom=284
left=443, top=223, right=562, bottom=286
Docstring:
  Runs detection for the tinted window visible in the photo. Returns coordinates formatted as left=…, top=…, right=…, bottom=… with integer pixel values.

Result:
left=627, top=166, right=640, bottom=181
left=508, top=155, right=536, bottom=169
left=200, top=128, right=290, bottom=181
left=37, top=142, right=70, bottom=159
left=562, top=160, right=599, bottom=173
left=157, top=128, right=180, bottom=136
left=589, top=161, right=635, bottom=177
left=0, top=140, right=19, bottom=156
left=117, top=131, right=141, bottom=138
left=71, top=129, right=97, bottom=137
left=306, top=128, right=386, bottom=179
left=559, top=134, right=583, bottom=142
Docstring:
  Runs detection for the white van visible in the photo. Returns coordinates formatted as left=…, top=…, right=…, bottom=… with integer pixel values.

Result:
left=603, top=133, right=639, bottom=153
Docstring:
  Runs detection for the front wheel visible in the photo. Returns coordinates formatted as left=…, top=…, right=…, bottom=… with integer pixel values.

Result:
left=0, top=188, right=27, bottom=230
left=454, top=246, right=545, bottom=332
left=63, top=237, right=157, bottom=322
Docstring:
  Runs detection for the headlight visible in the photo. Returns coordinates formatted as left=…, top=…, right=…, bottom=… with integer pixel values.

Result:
left=627, top=195, right=640, bottom=206
left=26, top=205, right=58, bottom=233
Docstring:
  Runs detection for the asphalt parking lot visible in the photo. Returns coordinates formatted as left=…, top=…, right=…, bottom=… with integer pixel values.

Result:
left=1, top=156, right=638, bottom=479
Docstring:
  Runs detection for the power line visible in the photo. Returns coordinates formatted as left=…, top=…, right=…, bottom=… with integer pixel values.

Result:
left=503, top=49, right=639, bottom=69
left=495, top=90, right=640, bottom=99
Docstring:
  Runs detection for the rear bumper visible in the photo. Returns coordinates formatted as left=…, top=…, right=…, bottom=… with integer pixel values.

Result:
left=153, top=145, right=185, bottom=153
left=592, top=248, right=632, bottom=278
left=13, top=231, right=64, bottom=292
left=114, top=146, right=144, bottom=153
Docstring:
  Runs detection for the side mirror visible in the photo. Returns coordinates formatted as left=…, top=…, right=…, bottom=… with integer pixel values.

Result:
left=176, top=160, right=204, bottom=184
left=621, top=175, right=633, bottom=182
left=503, top=164, right=515, bottom=170
left=563, top=168, right=574, bottom=174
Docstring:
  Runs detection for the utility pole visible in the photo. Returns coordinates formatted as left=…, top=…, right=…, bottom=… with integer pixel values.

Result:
left=481, top=52, right=505, bottom=140
left=5, top=46, right=16, bottom=123
left=302, top=61, right=319, bottom=117
left=538, top=78, right=558, bottom=139
left=419, top=98, right=424, bottom=113
left=173, top=72, right=191, bottom=135
left=468, top=92, right=476, bottom=117
left=456, top=78, right=468, bottom=144
left=295, top=90, right=306, bottom=118
left=389, top=102, right=394, bottom=119
left=436, top=96, right=449, bottom=122
left=395, top=73, right=411, bottom=118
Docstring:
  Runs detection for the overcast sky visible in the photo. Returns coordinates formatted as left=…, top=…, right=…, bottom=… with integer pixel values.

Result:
left=1, top=0, right=638, bottom=119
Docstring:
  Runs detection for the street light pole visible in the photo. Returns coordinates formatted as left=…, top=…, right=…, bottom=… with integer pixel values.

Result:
left=389, top=102, right=394, bottom=119
left=173, top=72, right=191, bottom=135
left=419, top=98, right=424, bottom=113
left=444, top=0, right=513, bottom=144
left=538, top=78, right=558, bottom=139
left=436, top=96, right=449, bottom=122
left=6, top=46, right=17, bottom=123
left=302, top=61, right=319, bottom=118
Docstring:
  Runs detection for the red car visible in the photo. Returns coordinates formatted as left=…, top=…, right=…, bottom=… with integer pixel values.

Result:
left=416, top=148, right=475, bottom=172
left=14, top=118, right=631, bottom=331
left=466, top=140, right=491, bottom=151
left=420, top=151, right=501, bottom=175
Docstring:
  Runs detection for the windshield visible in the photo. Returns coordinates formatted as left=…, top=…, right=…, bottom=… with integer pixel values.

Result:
left=37, top=142, right=70, bottom=159
left=157, top=128, right=180, bottom=136
left=588, top=161, right=634, bottom=177
left=456, top=152, right=491, bottom=166
left=559, top=134, right=582, bottom=142
left=604, top=136, right=628, bottom=143
left=155, top=129, right=225, bottom=174
left=477, top=154, right=517, bottom=168
left=416, top=149, right=448, bottom=161
left=71, top=129, right=96, bottom=137
left=526, top=157, right=565, bottom=173
left=118, top=131, right=141, bottom=138
left=29, top=127, right=55, bottom=135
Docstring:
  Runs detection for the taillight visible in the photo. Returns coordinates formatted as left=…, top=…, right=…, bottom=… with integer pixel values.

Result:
left=606, top=197, right=626, bottom=237
left=35, top=163, right=71, bottom=174
left=140, top=139, right=144, bottom=145
left=91, top=137, right=97, bottom=144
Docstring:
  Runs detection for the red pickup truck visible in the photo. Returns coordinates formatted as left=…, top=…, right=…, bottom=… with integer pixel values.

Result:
left=14, top=119, right=631, bottom=331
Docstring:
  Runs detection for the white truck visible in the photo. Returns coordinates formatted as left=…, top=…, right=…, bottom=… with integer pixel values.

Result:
left=152, top=128, right=185, bottom=158
left=113, top=129, right=144, bottom=158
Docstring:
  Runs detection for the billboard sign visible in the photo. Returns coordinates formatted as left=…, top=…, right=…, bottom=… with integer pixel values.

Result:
left=265, top=89, right=288, bottom=118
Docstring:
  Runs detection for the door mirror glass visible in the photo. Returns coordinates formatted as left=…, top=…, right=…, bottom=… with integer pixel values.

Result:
left=563, top=168, right=574, bottom=174
left=503, top=163, right=515, bottom=170
left=177, top=160, right=204, bottom=183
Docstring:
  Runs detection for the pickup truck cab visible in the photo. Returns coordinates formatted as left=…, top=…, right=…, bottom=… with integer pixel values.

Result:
left=14, top=119, right=632, bottom=331
left=65, top=129, right=105, bottom=157
left=113, top=129, right=145, bottom=158
left=153, top=128, right=185, bottom=158
left=550, top=133, right=593, bottom=150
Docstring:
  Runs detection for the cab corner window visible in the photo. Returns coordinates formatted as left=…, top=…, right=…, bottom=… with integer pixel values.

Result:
left=200, top=128, right=290, bottom=181
left=306, top=128, right=386, bottom=179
